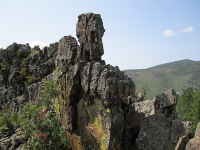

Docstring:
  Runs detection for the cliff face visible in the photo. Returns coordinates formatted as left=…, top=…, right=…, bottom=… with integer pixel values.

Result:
left=0, top=13, right=192, bottom=150
left=0, top=41, right=57, bottom=110
left=55, top=13, right=135, bottom=149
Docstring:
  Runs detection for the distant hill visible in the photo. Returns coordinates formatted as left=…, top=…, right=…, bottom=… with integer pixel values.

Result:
left=123, top=59, right=200, bottom=99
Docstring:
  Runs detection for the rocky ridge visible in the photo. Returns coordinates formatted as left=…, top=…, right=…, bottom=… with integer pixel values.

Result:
left=0, top=13, right=196, bottom=150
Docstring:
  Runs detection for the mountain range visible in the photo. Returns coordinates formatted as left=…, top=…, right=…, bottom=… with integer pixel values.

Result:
left=123, top=59, right=200, bottom=99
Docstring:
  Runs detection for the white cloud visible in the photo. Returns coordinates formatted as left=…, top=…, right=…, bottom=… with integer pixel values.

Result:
left=179, top=26, right=194, bottom=33
left=163, top=29, right=176, bottom=37
left=29, top=41, right=47, bottom=49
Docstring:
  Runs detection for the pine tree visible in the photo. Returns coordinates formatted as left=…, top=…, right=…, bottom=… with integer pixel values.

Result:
left=177, top=88, right=200, bottom=131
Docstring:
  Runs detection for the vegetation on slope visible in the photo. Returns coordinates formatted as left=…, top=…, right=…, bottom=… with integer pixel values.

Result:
left=0, top=80, right=71, bottom=150
left=124, top=59, right=200, bottom=99
left=124, top=59, right=200, bottom=131
left=176, top=87, right=200, bottom=131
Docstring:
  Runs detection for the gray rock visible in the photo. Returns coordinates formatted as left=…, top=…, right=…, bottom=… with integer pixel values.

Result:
left=154, top=89, right=178, bottom=116
left=0, top=40, right=58, bottom=111
left=27, top=82, right=42, bottom=101
left=0, top=127, right=22, bottom=150
left=90, top=61, right=105, bottom=97
left=175, top=136, right=190, bottom=150
left=186, top=122, right=200, bottom=150
left=135, top=91, right=144, bottom=102
left=195, top=122, right=200, bottom=137
left=0, top=13, right=193, bottom=150
left=76, top=13, right=105, bottom=61
left=136, top=115, right=191, bottom=150
left=134, top=90, right=191, bottom=150
left=134, top=99, right=155, bottom=117
left=17, top=44, right=31, bottom=58
left=57, top=36, right=77, bottom=69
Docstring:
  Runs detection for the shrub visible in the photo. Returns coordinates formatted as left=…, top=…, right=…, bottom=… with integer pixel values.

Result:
left=31, top=47, right=40, bottom=54
left=17, top=68, right=28, bottom=81
left=18, top=80, right=71, bottom=149
left=0, top=60, right=9, bottom=69
left=16, top=49, right=23, bottom=58
left=0, top=110, right=18, bottom=131
left=21, top=58, right=27, bottom=67
left=25, top=75, right=39, bottom=85
left=16, top=68, right=39, bottom=85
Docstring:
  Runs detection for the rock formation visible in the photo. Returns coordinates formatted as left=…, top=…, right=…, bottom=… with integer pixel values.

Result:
left=126, top=89, right=191, bottom=150
left=185, top=122, right=200, bottom=150
left=0, top=127, right=22, bottom=150
left=0, top=13, right=195, bottom=150
left=56, top=13, right=135, bottom=150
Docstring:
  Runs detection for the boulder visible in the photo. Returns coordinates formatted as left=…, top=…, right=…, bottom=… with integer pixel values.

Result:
left=154, top=89, right=178, bottom=116
left=136, top=115, right=191, bottom=150
left=186, top=122, right=200, bottom=150
left=135, top=89, right=190, bottom=150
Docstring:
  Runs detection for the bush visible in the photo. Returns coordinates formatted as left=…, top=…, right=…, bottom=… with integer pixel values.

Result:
left=17, top=68, right=27, bottom=80
left=0, top=80, right=71, bottom=149
left=0, top=110, right=18, bottom=131
left=16, top=68, right=39, bottom=85
left=18, top=80, right=71, bottom=149
left=25, top=75, right=39, bottom=85
left=0, top=60, right=9, bottom=69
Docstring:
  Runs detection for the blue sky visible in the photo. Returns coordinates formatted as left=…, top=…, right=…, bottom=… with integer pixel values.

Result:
left=0, top=0, right=199, bottom=70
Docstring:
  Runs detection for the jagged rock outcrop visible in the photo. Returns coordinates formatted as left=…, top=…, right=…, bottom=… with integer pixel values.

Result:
left=55, top=13, right=135, bottom=150
left=76, top=13, right=105, bottom=61
left=0, top=127, right=22, bottom=150
left=0, top=13, right=193, bottom=150
left=134, top=89, right=191, bottom=150
left=185, top=122, right=200, bottom=150
left=0, top=42, right=58, bottom=110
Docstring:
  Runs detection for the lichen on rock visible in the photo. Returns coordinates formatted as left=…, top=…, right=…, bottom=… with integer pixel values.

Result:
left=0, top=13, right=194, bottom=150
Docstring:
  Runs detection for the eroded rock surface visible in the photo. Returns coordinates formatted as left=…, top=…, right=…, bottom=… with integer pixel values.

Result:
left=55, top=13, right=135, bottom=150
left=0, top=127, right=22, bottom=150
left=0, top=13, right=193, bottom=150
left=135, top=89, right=191, bottom=150
left=186, top=122, right=200, bottom=150
left=76, top=13, right=105, bottom=61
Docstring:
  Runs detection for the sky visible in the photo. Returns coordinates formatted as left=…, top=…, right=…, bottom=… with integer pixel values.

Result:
left=0, top=0, right=199, bottom=70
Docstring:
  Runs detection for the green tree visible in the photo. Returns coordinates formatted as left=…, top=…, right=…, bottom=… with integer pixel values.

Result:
left=190, top=90, right=200, bottom=130
left=143, top=87, right=147, bottom=100
left=19, top=80, right=71, bottom=150
left=177, top=87, right=200, bottom=131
